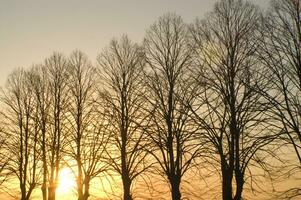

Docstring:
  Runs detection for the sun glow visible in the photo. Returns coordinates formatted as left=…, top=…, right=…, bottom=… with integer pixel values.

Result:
left=57, top=168, right=76, bottom=194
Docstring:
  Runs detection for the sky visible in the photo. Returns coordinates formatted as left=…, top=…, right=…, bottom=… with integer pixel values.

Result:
left=0, top=0, right=268, bottom=86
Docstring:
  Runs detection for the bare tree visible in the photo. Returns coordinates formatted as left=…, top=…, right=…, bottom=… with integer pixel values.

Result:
left=97, top=35, right=149, bottom=200
left=143, top=13, right=201, bottom=200
left=189, top=0, right=275, bottom=199
left=259, top=0, right=301, bottom=165
left=67, top=50, right=109, bottom=200
left=26, top=64, right=52, bottom=200
left=1, top=69, right=41, bottom=200
left=44, top=53, right=70, bottom=200
left=258, top=0, right=301, bottom=197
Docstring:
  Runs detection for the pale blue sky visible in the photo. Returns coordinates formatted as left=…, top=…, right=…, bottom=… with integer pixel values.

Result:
left=0, top=0, right=268, bottom=86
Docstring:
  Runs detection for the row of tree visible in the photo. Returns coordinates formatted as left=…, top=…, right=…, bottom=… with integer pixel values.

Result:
left=0, top=0, right=300, bottom=199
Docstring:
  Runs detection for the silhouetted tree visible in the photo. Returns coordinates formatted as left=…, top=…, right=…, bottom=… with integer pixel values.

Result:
left=27, top=64, right=51, bottom=200
left=44, top=53, right=70, bottom=200
left=1, top=69, right=41, bottom=200
left=189, top=0, right=274, bottom=199
left=67, top=50, right=109, bottom=200
left=259, top=0, right=301, bottom=165
left=97, top=36, right=149, bottom=200
left=143, top=13, right=202, bottom=200
left=258, top=0, right=301, bottom=197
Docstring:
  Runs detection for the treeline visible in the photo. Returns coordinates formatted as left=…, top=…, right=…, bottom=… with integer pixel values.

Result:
left=0, top=0, right=300, bottom=199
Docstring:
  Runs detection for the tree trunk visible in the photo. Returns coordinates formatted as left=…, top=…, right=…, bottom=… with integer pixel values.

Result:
left=48, top=187, right=53, bottom=200
left=170, top=177, right=181, bottom=200
left=81, top=194, right=89, bottom=200
left=222, top=168, right=233, bottom=200
left=77, top=162, right=83, bottom=200
left=233, top=171, right=244, bottom=200
left=20, top=184, right=26, bottom=200
left=120, top=92, right=132, bottom=200
left=82, top=177, right=90, bottom=200
left=122, top=176, right=132, bottom=200
left=77, top=185, right=83, bottom=200
left=42, top=122, right=47, bottom=200
left=41, top=184, right=47, bottom=200
left=77, top=171, right=91, bottom=200
left=48, top=182, right=57, bottom=200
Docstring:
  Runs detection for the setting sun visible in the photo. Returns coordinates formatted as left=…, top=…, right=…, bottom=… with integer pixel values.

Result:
left=57, top=168, right=76, bottom=194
